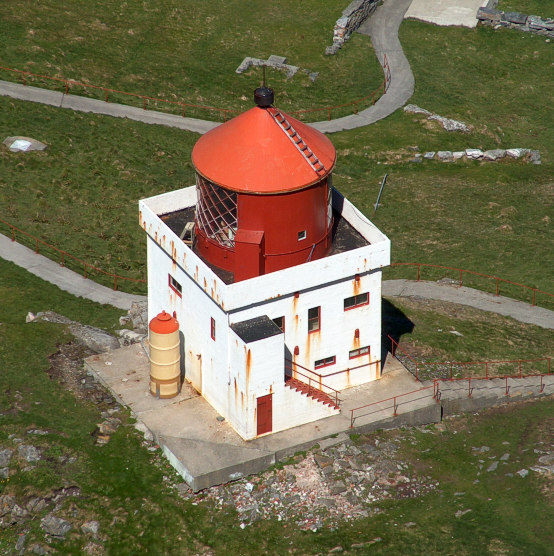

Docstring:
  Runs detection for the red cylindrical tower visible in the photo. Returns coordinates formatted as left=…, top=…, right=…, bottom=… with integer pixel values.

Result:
left=192, top=88, right=336, bottom=282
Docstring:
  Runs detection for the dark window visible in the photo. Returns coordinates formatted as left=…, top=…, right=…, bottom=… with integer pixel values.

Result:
left=210, top=317, right=216, bottom=341
left=314, top=356, right=336, bottom=369
left=298, top=230, right=307, bottom=241
left=169, top=274, right=182, bottom=297
left=349, top=346, right=370, bottom=359
left=308, top=306, right=321, bottom=333
left=344, top=292, right=369, bottom=310
left=272, top=316, right=285, bottom=332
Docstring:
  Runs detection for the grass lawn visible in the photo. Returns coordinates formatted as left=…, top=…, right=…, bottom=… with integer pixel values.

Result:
left=0, top=0, right=383, bottom=120
left=497, top=0, right=552, bottom=14
left=383, top=297, right=554, bottom=378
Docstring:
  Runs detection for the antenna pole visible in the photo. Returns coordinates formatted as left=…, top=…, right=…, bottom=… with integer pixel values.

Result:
left=373, top=173, right=388, bottom=217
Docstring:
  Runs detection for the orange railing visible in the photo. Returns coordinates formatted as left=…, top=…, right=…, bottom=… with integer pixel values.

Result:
left=388, top=335, right=551, bottom=382
left=350, top=383, right=438, bottom=428
left=389, top=262, right=554, bottom=309
left=285, top=359, right=342, bottom=406
left=0, top=217, right=145, bottom=292
left=0, top=54, right=391, bottom=124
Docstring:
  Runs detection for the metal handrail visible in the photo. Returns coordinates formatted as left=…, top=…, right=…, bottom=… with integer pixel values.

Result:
left=389, top=262, right=553, bottom=307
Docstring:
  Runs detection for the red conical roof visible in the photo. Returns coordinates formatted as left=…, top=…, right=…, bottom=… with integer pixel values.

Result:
left=192, top=106, right=336, bottom=194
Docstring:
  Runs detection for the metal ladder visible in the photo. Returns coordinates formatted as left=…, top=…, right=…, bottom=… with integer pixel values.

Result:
left=268, top=108, right=327, bottom=176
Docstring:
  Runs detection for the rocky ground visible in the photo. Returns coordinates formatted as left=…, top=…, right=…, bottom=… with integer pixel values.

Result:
left=1, top=309, right=552, bottom=552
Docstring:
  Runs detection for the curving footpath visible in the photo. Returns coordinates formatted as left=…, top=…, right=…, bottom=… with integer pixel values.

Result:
left=1, top=232, right=553, bottom=330
left=0, top=0, right=414, bottom=135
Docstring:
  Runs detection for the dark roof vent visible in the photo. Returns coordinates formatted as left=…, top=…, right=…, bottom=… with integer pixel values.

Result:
left=254, top=86, right=274, bottom=108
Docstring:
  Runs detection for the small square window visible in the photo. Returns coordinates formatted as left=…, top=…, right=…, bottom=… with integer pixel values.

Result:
left=344, top=292, right=369, bottom=310
left=308, top=306, right=320, bottom=333
left=314, top=356, right=336, bottom=369
left=349, top=346, right=370, bottom=359
left=272, top=316, right=285, bottom=332
left=298, top=230, right=307, bottom=241
left=210, top=317, right=216, bottom=341
left=169, top=274, right=182, bottom=297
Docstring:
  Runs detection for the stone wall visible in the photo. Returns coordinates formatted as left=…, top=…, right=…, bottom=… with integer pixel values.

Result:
left=477, top=5, right=554, bottom=38
left=326, top=0, right=381, bottom=55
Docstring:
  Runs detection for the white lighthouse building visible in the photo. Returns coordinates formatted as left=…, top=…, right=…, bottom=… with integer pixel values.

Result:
left=139, top=88, right=390, bottom=441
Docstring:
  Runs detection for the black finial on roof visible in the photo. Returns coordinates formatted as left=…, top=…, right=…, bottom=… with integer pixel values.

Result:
left=254, top=86, right=274, bottom=107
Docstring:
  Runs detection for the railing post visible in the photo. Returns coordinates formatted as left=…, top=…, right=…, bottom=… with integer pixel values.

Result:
left=372, top=91, right=375, bottom=105
left=459, top=269, right=463, bottom=288
left=393, top=396, right=397, bottom=416
left=505, top=376, right=509, bottom=396
left=35, top=238, right=39, bottom=254
left=468, top=377, right=472, bottom=398
left=485, top=362, right=489, bottom=379
left=549, top=358, right=551, bottom=375
left=518, top=360, right=522, bottom=378
left=417, top=264, right=420, bottom=282
left=143, top=97, right=147, bottom=110
left=496, top=278, right=500, bottom=297
left=65, top=80, right=68, bottom=95
left=84, top=263, right=88, bottom=279
left=353, top=102, right=358, bottom=115
left=450, top=362, right=453, bottom=380
left=11, top=227, right=15, bottom=242
left=350, top=410, right=354, bottom=428
left=60, top=252, right=65, bottom=267
left=532, top=288, right=536, bottom=306
left=113, top=276, right=118, bottom=291
left=540, top=375, right=544, bottom=393
left=415, top=362, right=419, bottom=382
left=104, top=88, right=108, bottom=102
left=328, top=108, right=331, bottom=121
left=182, top=104, right=186, bottom=118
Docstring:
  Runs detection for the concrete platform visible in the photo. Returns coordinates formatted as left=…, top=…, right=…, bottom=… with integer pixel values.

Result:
left=405, top=0, right=489, bottom=28
left=84, top=344, right=440, bottom=491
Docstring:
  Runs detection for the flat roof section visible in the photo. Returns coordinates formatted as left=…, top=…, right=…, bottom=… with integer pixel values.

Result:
left=231, top=315, right=283, bottom=343
left=160, top=207, right=369, bottom=285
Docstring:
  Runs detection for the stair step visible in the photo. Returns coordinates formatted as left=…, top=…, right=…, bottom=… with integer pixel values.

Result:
left=285, top=376, right=339, bottom=410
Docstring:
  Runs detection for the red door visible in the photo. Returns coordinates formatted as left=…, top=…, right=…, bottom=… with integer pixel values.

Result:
left=257, top=394, right=273, bottom=436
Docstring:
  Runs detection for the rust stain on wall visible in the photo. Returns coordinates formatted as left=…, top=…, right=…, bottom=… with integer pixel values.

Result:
left=234, top=377, right=238, bottom=407
left=241, top=391, right=244, bottom=411
left=246, top=349, right=252, bottom=389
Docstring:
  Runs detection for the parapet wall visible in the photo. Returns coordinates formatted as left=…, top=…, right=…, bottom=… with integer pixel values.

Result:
left=326, top=0, right=381, bottom=55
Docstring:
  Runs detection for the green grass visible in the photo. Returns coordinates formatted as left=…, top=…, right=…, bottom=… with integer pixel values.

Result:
left=0, top=258, right=124, bottom=330
left=383, top=297, right=554, bottom=377
left=0, top=15, right=552, bottom=302
left=0, top=0, right=384, bottom=120
left=497, top=0, right=552, bottom=15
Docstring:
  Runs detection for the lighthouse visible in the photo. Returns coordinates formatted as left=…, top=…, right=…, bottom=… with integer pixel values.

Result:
left=192, top=87, right=336, bottom=281
left=139, top=89, right=390, bottom=440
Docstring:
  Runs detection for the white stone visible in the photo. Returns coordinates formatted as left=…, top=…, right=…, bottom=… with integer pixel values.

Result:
left=452, top=151, right=465, bottom=160
left=465, top=149, right=483, bottom=159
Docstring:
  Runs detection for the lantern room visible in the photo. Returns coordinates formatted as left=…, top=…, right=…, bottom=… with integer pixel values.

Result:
left=192, top=87, right=337, bottom=282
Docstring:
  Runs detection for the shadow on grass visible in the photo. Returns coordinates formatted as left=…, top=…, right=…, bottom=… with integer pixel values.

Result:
left=381, top=298, right=414, bottom=363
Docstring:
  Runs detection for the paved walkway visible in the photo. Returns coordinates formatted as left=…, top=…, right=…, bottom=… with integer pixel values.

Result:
left=312, top=0, right=415, bottom=133
left=1, top=230, right=553, bottom=328
left=0, top=0, right=414, bottom=135
left=0, top=233, right=145, bottom=311
left=383, top=280, right=554, bottom=330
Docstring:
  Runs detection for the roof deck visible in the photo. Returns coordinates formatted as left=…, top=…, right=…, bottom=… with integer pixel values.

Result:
left=160, top=206, right=369, bottom=285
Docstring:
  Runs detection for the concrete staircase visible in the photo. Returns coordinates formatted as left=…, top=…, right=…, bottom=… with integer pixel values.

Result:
left=285, top=376, right=340, bottom=410
left=421, top=375, right=554, bottom=416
